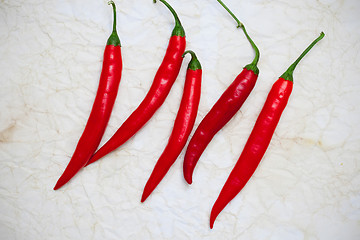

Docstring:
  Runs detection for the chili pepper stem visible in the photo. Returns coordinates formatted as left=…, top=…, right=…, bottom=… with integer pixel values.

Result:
left=154, top=0, right=185, bottom=37
left=216, top=0, right=259, bottom=74
left=280, top=32, right=325, bottom=82
left=183, top=50, right=202, bottom=70
left=106, top=1, right=121, bottom=46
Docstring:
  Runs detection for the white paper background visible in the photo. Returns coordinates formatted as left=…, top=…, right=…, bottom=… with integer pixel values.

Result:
left=1, top=0, right=359, bottom=239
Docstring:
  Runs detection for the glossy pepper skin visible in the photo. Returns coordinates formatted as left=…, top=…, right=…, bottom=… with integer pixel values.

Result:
left=210, top=32, right=325, bottom=229
left=141, top=51, right=202, bottom=202
left=54, top=1, right=122, bottom=190
left=183, top=0, right=260, bottom=184
left=86, top=0, right=186, bottom=166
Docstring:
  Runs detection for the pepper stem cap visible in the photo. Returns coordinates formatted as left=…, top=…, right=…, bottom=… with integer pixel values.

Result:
left=183, top=50, right=202, bottom=70
left=106, top=1, right=121, bottom=46
left=154, top=0, right=185, bottom=37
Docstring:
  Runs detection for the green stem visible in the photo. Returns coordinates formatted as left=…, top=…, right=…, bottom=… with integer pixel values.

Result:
left=110, top=1, right=116, bottom=33
left=154, top=0, right=185, bottom=37
left=280, top=32, right=325, bottom=82
left=106, top=1, right=121, bottom=46
left=216, top=0, right=259, bottom=74
left=183, top=50, right=202, bottom=70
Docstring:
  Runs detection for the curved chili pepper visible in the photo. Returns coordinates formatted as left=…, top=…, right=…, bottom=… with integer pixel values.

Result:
left=210, top=32, right=325, bottom=228
left=54, top=1, right=122, bottom=190
left=85, top=0, right=186, bottom=166
left=183, top=0, right=260, bottom=184
left=141, top=51, right=202, bottom=202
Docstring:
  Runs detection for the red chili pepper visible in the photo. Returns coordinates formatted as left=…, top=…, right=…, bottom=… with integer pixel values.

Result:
left=54, top=1, right=122, bottom=190
left=210, top=32, right=325, bottom=229
left=85, top=0, right=186, bottom=166
left=183, top=0, right=260, bottom=184
left=141, top=50, right=202, bottom=202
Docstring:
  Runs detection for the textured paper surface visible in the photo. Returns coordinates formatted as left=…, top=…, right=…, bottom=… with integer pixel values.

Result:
left=0, top=0, right=359, bottom=239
